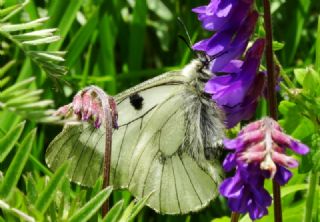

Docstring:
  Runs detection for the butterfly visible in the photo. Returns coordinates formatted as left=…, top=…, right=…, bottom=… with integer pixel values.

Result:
left=45, top=59, right=225, bottom=214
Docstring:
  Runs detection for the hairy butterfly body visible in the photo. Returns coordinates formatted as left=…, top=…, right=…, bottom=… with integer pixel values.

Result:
left=46, top=59, right=225, bottom=214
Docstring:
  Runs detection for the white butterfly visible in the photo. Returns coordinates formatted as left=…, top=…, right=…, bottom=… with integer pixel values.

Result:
left=46, top=59, right=225, bottom=214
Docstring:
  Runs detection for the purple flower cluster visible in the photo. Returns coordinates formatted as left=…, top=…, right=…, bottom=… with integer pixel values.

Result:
left=192, top=0, right=265, bottom=128
left=220, top=117, right=309, bottom=220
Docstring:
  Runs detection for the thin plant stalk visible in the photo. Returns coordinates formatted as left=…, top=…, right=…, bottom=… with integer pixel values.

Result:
left=304, top=171, right=319, bottom=222
left=263, top=0, right=282, bottom=222
left=304, top=15, right=320, bottom=222
left=231, top=212, right=240, bottom=222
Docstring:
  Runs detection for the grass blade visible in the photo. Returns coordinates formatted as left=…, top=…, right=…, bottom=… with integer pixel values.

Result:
left=34, top=162, right=69, bottom=213
left=66, top=9, right=99, bottom=67
left=48, top=0, right=84, bottom=51
left=68, top=187, right=113, bottom=222
left=128, top=0, right=147, bottom=71
left=0, top=121, right=25, bottom=162
left=0, top=128, right=36, bottom=198
left=102, top=200, right=124, bottom=222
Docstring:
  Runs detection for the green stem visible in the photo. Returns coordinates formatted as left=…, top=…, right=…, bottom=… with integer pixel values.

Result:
left=304, top=171, right=319, bottom=222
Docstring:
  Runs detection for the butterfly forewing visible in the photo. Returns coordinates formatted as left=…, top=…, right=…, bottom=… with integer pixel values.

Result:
left=46, top=63, right=224, bottom=215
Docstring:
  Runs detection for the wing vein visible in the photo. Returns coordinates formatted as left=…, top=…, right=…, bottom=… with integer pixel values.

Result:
left=112, top=125, right=128, bottom=183
left=142, top=151, right=159, bottom=197
left=159, top=161, right=165, bottom=213
left=71, top=128, right=96, bottom=180
left=82, top=132, right=104, bottom=184
left=171, top=158, right=181, bottom=213
left=179, top=155, right=203, bottom=205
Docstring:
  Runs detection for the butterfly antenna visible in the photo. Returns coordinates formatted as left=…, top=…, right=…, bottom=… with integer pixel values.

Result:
left=177, top=17, right=193, bottom=48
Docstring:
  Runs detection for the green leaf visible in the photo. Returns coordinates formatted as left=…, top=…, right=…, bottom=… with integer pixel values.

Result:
left=68, top=186, right=113, bottom=222
left=281, top=184, right=309, bottom=197
left=66, top=9, right=98, bottom=67
left=128, top=0, right=147, bottom=71
left=281, top=0, right=311, bottom=65
left=102, top=200, right=124, bottom=222
left=272, top=41, right=284, bottom=51
left=128, top=192, right=153, bottom=221
left=22, top=36, right=61, bottom=45
left=13, top=28, right=58, bottom=41
left=212, top=216, right=231, bottom=222
left=0, top=60, right=15, bottom=78
left=294, top=68, right=307, bottom=86
left=0, top=121, right=25, bottom=162
left=278, top=100, right=315, bottom=139
left=0, top=200, right=36, bottom=222
left=118, top=192, right=152, bottom=222
left=48, top=0, right=84, bottom=51
left=0, top=77, right=34, bottom=99
left=315, top=16, right=320, bottom=72
left=0, top=3, right=21, bottom=17
left=0, top=128, right=36, bottom=198
left=34, top=162, right=69, bottom=213
left=302, top=68, right=320, bottom=95
left=0, top=17, right=49, bottom=32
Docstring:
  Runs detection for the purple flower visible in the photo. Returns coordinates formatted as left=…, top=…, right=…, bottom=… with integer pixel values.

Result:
left=220, top=166, right=272, bottom=220
left=193, top=11, right=258, bottom=72
left=220, top=117, right=310, bottom=220
left=192, top=0, right=253, bottom=32
left=205, top=39, right=266, bottom=128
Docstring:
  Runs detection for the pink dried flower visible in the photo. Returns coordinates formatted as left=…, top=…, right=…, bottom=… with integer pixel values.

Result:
left=55, top=86, right=118, bottom=129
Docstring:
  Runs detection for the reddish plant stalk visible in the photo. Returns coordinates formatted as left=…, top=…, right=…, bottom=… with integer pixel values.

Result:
left=263, top=0, right=282, bottom=222
left=231, top=212, right=240, bottom=222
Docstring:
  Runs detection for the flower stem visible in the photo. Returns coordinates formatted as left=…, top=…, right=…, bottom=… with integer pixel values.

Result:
left=263, top=0, right=282, bottom=222
left=231, top=212, right=240, bottom=222
left=100, top=94, right=115, bottom=216
left=304, top=171, right=319, bottom=222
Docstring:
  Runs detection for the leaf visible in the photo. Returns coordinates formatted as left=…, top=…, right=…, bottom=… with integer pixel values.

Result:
left=0, top=121, right=25, bottom=162
left=102, top=200, right=124, bottom=222
left=0, top=17, right=49, bottom=32
left=281, top=0, right=311, bottom=65
left=212, top=216, right=231, bottom=222
left=0, top=200, right=35, bottom=222
left=22, top=36, right=61, bottom=45
left=118, top=192, right=153, bottom=222
left=34, top=162, right=69, bottom=213
left=302, top=68, right=320, bottom=95
left=294, top=68, right=307, bottom=86
left=0, top=60, right=16, bottom=78
left=13, top=29, right=58, bottom=40
left=315, top=16, right=320, bottom=72
left=68, top=186, right=113, bottom=222
left=48, top=0, right=84, bottom=51
left=280, top=184, right=308, bottom=197
left=128, top=0, right=147, bottom=71
left=66, top=9, right=99, bottom=67
left=128, top=192, right=153, bottom=221
left=0, top=129, right=36, bottom=198
left=0, top=77, right=35, bottom=99
left=272, top=41, right=284, bottom=51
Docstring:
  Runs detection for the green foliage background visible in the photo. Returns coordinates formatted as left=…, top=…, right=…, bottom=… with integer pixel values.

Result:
left=0, top=0, right=319, bottom=221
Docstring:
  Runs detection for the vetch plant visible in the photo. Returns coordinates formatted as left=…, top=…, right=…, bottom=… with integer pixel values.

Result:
left=220, top=117, right=309, bottom=220
left=192, top=0, right=313, bottom=221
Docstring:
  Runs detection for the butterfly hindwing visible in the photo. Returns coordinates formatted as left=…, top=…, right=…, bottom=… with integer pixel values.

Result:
left=126, top=89, right=222, bottom=214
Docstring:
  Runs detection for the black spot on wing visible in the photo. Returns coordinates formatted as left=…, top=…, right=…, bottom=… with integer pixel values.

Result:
left=129, top=93, right=144, bottom=110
